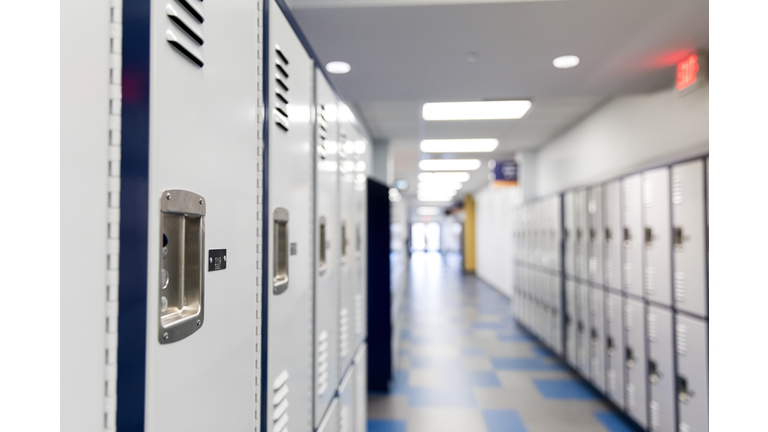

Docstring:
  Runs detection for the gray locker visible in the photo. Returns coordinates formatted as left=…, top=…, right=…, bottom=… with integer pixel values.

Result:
left=314, top=70, right=340, bottom=428
left=354, top=345, right=368, bottom=432
left=605, top=291, right=625, bottom=408
left=622, top=174, right=643, bottom=297
left=352, top=134, right=368, bottom=353
left=643, top=168, right=672, bottom=306
left=550, top=196, right=563, bottom=274
left=550, top=274, right=564, bottom=355
left=564, top=191, right=576, bottom=277
left=623, top=297, right=648, bottom=428
left=338, top=114, right=355, bottom=377
left=575, top=189, right=590, bottom=281
left=576, top=283, right=590, bottom=377
left=676, top=314, right=708, bottom=432
left=565, top=279, right=577, bottom=368
left=317, top=398, right=339, bottom=432
left=603, top=180, right=622, bottom=292
left=671, top=160, right=708, bottom=317
left=338, top=364, right=355, bottom=432
left=587, top=186, right=604, bottom=286
left=647, top=306, right=675, bottom=432
left=588, top=286, right=606, bottom=392
left=266, top=3, right=314, bottom=432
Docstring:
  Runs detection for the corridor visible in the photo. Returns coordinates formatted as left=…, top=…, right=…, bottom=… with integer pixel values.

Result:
left=367, top=252, right=638, bottom=432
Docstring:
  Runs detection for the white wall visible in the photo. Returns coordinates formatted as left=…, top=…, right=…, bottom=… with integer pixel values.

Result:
left=474, top=186, right=522, bottom=297
left=536, top=84, right=709, bottom=196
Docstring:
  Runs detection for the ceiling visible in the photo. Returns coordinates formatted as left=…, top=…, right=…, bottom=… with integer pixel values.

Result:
left=287, top=0, right=709, bottom=206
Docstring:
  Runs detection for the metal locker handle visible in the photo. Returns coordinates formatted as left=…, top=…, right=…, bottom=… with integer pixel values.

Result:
left=674, top=227, right=684, bottom=249
left=606, top=336, right=615, bottom=355
left=590, top=328, right=598, bottom=345
left=677, top=376, right=693, bottom=402
left=623, top=227, right=631, bottom=247
left=605, top=227, right=612, bottom=244
left=158, top=189, right=206, bottom=344
left=648, top=359, right=660, bottom=383
left=341, top=221, right=348, bottom=264
left=319, top=216, right=327, bottom=275
left=589, top=228, right=596, bottom=243
left=355, top=224, right=362, bottom=258
left=625, top=347, right=635, bottom=368
left=273, top=208, right=289, bottom=295
left=645, top=227, right=653, bottom=247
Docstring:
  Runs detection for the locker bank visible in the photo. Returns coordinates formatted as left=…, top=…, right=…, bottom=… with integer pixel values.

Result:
left=61, top=0, right=715, bottom=431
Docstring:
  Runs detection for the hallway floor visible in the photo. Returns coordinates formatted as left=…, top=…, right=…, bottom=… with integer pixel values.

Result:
left=367, top=252, right=638, bottom=432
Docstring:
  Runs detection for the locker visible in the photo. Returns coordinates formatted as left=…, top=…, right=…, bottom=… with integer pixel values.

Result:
left=313, top=70, right=340, bottom=428
left=643, top=168, right=672, bottom=306
left=587, top=186, right=604, bottom=286
left=550, top=274, right=564, bottom=355
left=647, top=306, right=675, bottom=432
left=574, top=189, right=590, bottom=281
left=564, top=191, right=576, bottom=277
left=338, top=109, right=356, bottom=376
left=671, top=160, right=708, bottom=317
left=623, top=297, right=648, bottom=428
left=352, top=132, right=368, bottom=353
left=266, top=3, right=314, bottom=432
left=549, top=196, right=563, bottom=273
left=338, top=364, right=355, bottom=432
left=621, top=174, right=643, bottom=297
left=676, top=314, right=708, bottom=432
left=129, top=0, right=263, bottom=429
left=354, top=345, right=368, bottom=432
left=565, top=279, right=577, bottom=368
left=576, top=283, right=590, bottom=377
left=605, top=292, right=625, bottom=408
left=317, top=398, right=339, bottom=432
left=603, top=180, right=622, bottom=292
left=588, top=286, right=606, bottom=392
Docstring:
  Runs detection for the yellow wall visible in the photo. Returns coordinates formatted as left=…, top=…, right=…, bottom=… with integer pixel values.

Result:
left=463, top=194, right=476, bottom=272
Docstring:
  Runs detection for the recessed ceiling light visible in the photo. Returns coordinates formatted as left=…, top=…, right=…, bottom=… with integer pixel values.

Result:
left=422, top=101, right=531, bottom=121
left=465, top=52, right=480, bottom=63
left=326, top=61, right=351, bottom=74
left=419, top=159, right=482, bottom=171
left=418, top=181, right=462, bottom=191
left=418, top=172, right=471, bottom=182
left=553, top=55, right=580, bottom=69
left=417, top=207, right=442, bottom=216
left=420, top=139, right=499, bottom=153
left=418, top=195, right=454, bottom=202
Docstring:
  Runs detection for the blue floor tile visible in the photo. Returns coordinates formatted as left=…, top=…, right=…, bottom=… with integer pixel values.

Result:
left=407, top=387, right=476, bottom=407
left=533, top=379, right=598, bottom=399
left=368, top=419, right=407, bottom=432
left=461, top=371, right=501, bottom=387
left=531, top=345, right=555, bottom=358
left=594, top=411, right=638, bottom=432
left=491, top=357, right=566, bottom=371
left=389, top=369, right=409, bottom=395
left=482, top=410, right=528, bottom=432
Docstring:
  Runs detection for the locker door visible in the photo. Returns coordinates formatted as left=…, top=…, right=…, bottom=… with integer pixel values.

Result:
left=266, top=4, right=314, bottom=432
left=623, top=297, right=648, bottom=428
left=603, top=181, right=622, bottom=292
left=339, top=364, right=355, bottom=432
left=551, top=196, right=563, bottom=274
left=564, top=191, right=575, bottom=278
left=314, top=70, right=340, bottom=428
left=671, top=160, right=707, bottom=317
left=575, top=189, right=590, bottom=281
left=352, top=133, right=368, bottom=353
left=317, top=399, right=339, bottom=432
left=588, top=286, right=606, bottom=392
left=354, top=345, right=368, bottom=432
left=643, top=168, right=672, bottom=306
left=576, top=283, right=590, bottom=377
left=605, top=292, right=625, bottom=409
left=622, top=174, right=643, bottom=297
left=338, top=111, right=355, bottom=377
left=676, top=314, right=708, bottom=432
left=565, top=279, right=577, bottom=368
left=587, top=186, right=604, bottom=287
left=551, top=274, right=563, bottom=355
left=647, top=306, right=675, bottom=432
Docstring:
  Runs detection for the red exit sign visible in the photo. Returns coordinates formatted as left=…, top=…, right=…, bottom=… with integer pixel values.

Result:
left=676, top=52, right=707, bottom=94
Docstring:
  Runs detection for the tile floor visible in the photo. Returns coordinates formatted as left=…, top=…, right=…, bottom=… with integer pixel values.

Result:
left=367, top=252, right=640, bottom=432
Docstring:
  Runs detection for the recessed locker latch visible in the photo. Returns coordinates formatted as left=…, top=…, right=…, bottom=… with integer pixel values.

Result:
left=273, top=207, right=289, bottom=295
left=158, top=189, right=206, bottom=344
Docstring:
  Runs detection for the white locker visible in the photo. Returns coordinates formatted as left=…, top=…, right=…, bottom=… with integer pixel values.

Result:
left=354, top=345, right=368, bottom=432
left=564, top=191, right=576, bottom=277
left=575, top=189, right=590, bottom=281
left=317, top=399, right=339, bottom=432
left=676, top=314, right=708, bottom=432
left=351, top=130, right=368, bottom=354
left=550, top=196, right=563, bottom=274
left=576, top=283, right=590, bottom=377
left=338, top=112, right=356, bottom=377
left=643, top=168, right=672, bottom=306
left=603, top=180, right=622, bottom=292
left=605, top=291, right=625, bottom=409
left=623, top=297, right=648, bottom=428
left=621, top=174, right=643, bottom=297
left=647, top=306, right=675, bottom=432
left=266, top=3, right=314, bottom=432
left=338, top=365, right=355, bottom=432
left=139, top=0, right=262, bottom=429
left=588, top=286, right=606, bottom=392
left=565, top=279, right=577, bottom=368
left=550, top=274, right=564, bottom=355
left=314, top=70, right=341, bottom=428
left=587, top=186, right=604, bottom=286
left=671, top=160, right=708, bottom=317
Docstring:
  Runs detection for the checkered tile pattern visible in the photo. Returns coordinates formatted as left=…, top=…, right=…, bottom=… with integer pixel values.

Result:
left=367, top=252, right=638, bottom=432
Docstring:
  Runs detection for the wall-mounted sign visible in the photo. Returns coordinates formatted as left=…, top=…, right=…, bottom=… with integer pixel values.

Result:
left=489, top=160, right=518, bottom=187
left=676, top=52, right=708, bottom=96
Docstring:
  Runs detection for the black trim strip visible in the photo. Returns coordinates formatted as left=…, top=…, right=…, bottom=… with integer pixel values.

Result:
left=177, top=0, right=204, bottom=23
left=168, top=40, right=204, bottom=67
left=169, top=15, right=204, bottom=45
left=259, top=1, right=270, bottom=432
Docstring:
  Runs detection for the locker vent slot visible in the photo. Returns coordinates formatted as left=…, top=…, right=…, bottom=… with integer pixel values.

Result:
left=590, top=358, right=598, bottom=378
left=273, top=369, right=290, bottom=432
left=318, top=105, right=328, bottom=160
left=588, top=195, right=596, bottom=214
left=316, top=331, right=329, bottom=396
left=340, top=308, right=350, bottom=357
left=589, top=257, right=597, bottom=277
left=672, top=173, right=684, bottom=204
left=624, top=303, right=633, bottom=330
left=674, top=271, right=686, bottom=304
left=274, top=45, right=290, bottom=131
left=676, top=323, right=688, bottom=355
left=176, top=0, right=204, bottom=23
left=626, top=383, right=636, bottom=409
left=622, top=262, right=632, bottom=290
left=649, top=401, right=660, bottom=431
left=589, top=293, right=597, bottom=315
left=355, top=294, right=363, bottom=335
left=340, top=404, right=350, bottom=432
left=647, top=312, right=658, bottom=341
left=644, top=266, right=656, bottom=296
left=606, top=299, right=614, bottom=322
left=643, top=179, right=654, bottom=207
left=166, top=4, right=204, bottom=45
left=604, top=259, right=613, bottom=286
left=166, top=30, right=204, bottom=67
left=606, top=369, right=616, bottom=395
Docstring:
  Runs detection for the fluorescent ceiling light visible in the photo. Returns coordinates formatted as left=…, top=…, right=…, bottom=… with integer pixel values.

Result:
left=419, top=159, right=482, bottom=171
left=417, top=207, right=441, bottom=216
left=354, top=141, right=366, bottom=154
left=418, top=195, right=453, bottom=202
left=326, top=61, right=351, bottom=74
left=420, top=139, right=499, bottom=153
left=422, top=101, right=531, bottom=121
left=418, top=181, right=462, bottom=191
left=418, top=172, right=471, bottom=183
left=553, top=55, right=580, bottom=69
left=356, top=161, right=366, bottom=172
